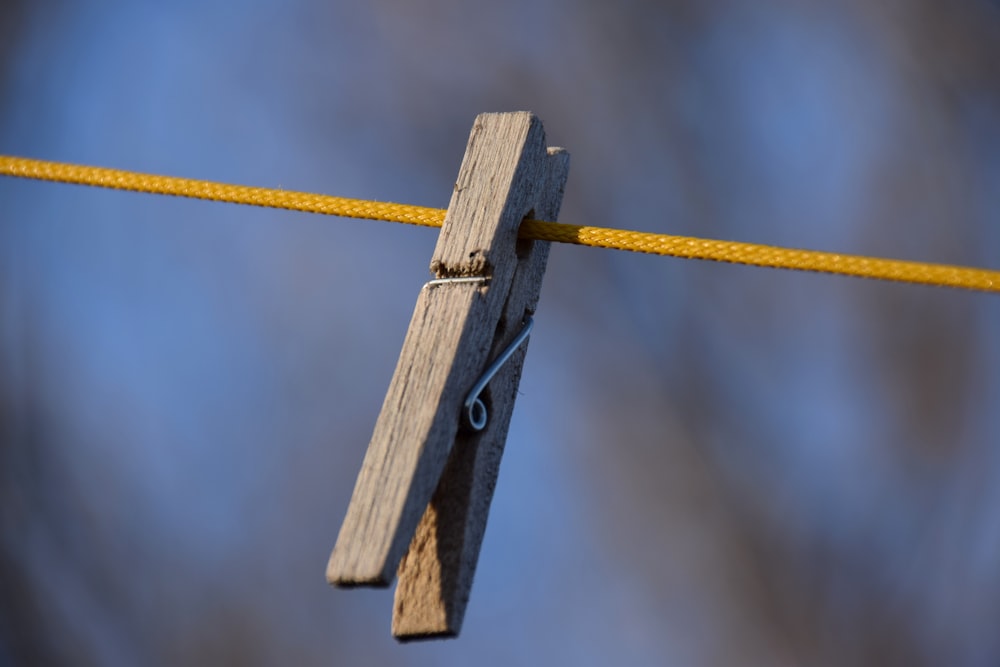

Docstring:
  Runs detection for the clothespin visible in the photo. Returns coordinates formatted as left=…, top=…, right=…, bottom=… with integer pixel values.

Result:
left=326, top=112, right=569, bottom=640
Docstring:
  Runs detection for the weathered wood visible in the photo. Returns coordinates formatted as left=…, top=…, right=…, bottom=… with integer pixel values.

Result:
left=392, top=147, right=569, bottom=640
left=327, top=112, right=551, bottom=587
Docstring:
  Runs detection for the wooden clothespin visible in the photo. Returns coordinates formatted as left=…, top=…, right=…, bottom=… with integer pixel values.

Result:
left=326, top=112, right=569, bottom=640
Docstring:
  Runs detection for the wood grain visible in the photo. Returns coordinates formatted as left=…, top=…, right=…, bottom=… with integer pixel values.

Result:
left=327, top=112, right=551, bottom=587
left=392, top=147, right=569, bottom=639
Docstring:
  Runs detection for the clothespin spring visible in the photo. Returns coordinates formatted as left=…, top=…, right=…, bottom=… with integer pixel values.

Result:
left=423, top=275, right=534, bottom=432
left=463, top=316, right=534, bottom=431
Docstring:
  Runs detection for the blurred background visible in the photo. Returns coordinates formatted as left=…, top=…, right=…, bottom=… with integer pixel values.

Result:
left=2, top=0, right=1000, bottom=665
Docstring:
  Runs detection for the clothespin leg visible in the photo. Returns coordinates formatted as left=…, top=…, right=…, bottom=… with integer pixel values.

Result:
left=392, top=148, right=570, bottom=639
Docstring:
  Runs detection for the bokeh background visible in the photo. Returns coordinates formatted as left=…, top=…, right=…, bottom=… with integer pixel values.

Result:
left=3, top=1, right=1000, bottom=665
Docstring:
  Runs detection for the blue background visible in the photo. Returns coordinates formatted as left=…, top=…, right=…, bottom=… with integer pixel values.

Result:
left=3, top=1, right=1000, bottom=665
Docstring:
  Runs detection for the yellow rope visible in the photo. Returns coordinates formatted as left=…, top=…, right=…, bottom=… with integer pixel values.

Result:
left=2, top=155, right=998, bottom=293
left=0, top=156, right=447, bottom=228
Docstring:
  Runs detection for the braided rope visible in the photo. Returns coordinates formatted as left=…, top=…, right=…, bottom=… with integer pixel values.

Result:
left=0, top=155, right=447, bottom=227
left=2, top=155, right=998, bottom=293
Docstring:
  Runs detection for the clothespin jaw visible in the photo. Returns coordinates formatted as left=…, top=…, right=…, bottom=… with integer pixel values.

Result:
left=327, top=112, right=569, bottom=639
